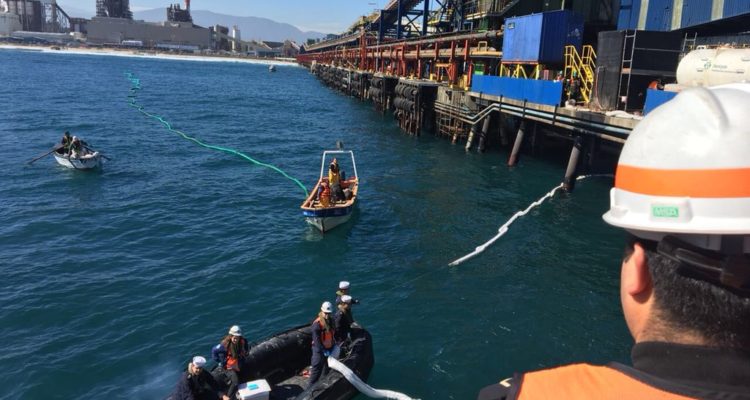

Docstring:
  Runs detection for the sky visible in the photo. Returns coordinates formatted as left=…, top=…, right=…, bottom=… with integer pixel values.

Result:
left=56, top=0, right=393, bottom=33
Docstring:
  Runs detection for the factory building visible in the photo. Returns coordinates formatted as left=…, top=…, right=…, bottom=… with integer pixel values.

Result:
left=86, top=17, right=210, bottom=49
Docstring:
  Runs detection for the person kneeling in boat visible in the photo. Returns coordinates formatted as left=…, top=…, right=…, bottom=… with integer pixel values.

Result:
left=309, top=301, right=337, bottom=387
left=172, top=356, right=230, bottom=400
left=334, top=295, right=355, bottom=343
left=211, top=325, right=249, bottom=399
left=69, top=136, right=89, bottom=158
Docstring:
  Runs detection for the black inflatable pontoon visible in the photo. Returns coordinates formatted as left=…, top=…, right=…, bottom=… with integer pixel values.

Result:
left=231, top=324, right=374, bottom=400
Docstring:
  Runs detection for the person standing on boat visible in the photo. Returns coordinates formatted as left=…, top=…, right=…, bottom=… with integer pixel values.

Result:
left=60, top=131, right=72, bottom=154
left=336, top=281, right=360, bottom=305
left=334, top=295, right=355, bottom=343
left=309, top=301, right=336, bottom=387
left=172, top=356, right=229, bottom=400
left=211, top=325, right=249, bottom=399
left=328, top=160, right=345, bottom=203
left=477, top=85, right=750, bottom=399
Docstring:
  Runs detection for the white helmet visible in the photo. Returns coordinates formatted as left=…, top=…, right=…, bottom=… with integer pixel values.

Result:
left=321, top=301, right=333, bottom=313
left=603, top=84, right=750, bottom=252
left=228, top=325, right=242, bottom=336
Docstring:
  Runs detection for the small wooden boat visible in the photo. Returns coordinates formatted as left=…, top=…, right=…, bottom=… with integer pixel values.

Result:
left=301, top=150, right=359, bottom=232
left=230, top=325, right=373, bottom=400
left=53, top=147, right=102, bottom=170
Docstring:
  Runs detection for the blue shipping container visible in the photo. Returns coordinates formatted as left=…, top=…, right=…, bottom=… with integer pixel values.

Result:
left=502, top=10, right=584, bottom=64
left=617, top=0, right=641, bottom=29
left=724, top=0, right=750, bottom=18
left=681, top=0, right=713, bottom=28
left=470, top=75, right=564, bottom=107
left=645, top=0, right=673, bottom=31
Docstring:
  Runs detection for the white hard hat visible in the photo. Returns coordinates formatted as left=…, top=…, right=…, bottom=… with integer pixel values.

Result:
left=339, top=281, right=350, bottom=290
left=228, top=325, right=242, bottom=336
left=321, top=301, right=333, bottom=313
left=192, top=356, right=206, bottom=368
left=341, top=295, right=352, bottom=304
left=603, top=84, right=750, bottom=252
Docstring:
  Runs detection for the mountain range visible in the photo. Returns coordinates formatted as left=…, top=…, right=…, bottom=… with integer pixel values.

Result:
left=59, top=6, right=328, bottom=43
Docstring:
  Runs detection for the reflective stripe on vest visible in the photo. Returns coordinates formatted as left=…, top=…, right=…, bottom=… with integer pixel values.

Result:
left=314, top=317, right=335, bottom=349
left=516, top=364, right=695, bottom=400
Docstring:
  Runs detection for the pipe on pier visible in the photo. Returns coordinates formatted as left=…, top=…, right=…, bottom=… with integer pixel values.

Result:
left=508, top=121, right=525, bottom=166
left=563, top=136, right=584, bottom=192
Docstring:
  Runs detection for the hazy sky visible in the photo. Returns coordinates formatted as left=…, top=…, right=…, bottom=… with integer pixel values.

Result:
left=56, top=0, right=395, bottom=33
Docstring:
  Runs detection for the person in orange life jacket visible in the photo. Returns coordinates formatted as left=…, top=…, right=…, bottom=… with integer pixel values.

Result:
left=334, top=295, right=355, bottom=343
left=309, top=301, right=336, bottom=387
left=477, top=85, right=750, bottom=400
left=172, top=356, right=230, bottom=400
left=211, top=325, right=249, bottom=400
left=328, top=160, right=345, bottom=202
left=335, top=281, right=359, bottom=306
left=318, top=180, right=332, bottom=207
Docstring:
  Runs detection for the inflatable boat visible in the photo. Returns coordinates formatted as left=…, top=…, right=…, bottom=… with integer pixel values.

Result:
left=231, top=324, right=374, bottom=400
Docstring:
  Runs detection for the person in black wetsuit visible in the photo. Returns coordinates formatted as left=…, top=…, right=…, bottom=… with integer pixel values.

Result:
left=478, top=86, right=750, bottom=400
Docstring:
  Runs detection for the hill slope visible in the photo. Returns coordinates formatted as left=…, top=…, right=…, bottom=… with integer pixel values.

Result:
left=132, top=8, right=327, bottom=43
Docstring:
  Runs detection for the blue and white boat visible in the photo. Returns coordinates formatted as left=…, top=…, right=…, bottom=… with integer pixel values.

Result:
left=301, top=150, right=359, bottom=232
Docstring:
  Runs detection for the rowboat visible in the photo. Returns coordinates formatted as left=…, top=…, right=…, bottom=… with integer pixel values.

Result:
left=301, top=150, right=359, bottom=232
left=53, top=147, right=102, bottom=170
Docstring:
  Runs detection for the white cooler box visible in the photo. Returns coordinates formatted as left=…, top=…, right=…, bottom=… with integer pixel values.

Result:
left=236, top=379, right=271, bottom=400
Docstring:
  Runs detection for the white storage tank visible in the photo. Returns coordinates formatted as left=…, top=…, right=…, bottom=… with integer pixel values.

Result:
left=677, top=48, right=750, bottom=87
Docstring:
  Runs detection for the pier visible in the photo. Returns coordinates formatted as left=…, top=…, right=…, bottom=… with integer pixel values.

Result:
left=297, top=0, right=749, bottom=190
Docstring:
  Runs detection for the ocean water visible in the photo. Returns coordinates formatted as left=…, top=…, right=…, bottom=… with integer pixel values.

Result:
left=0, top=49, right=631, bottom=400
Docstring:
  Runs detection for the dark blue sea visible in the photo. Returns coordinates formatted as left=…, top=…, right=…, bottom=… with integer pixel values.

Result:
left=0, top=48, right=630, bottom=400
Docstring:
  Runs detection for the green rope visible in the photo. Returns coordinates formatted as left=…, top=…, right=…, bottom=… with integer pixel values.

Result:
left=125, top=72, right=308, bottom=195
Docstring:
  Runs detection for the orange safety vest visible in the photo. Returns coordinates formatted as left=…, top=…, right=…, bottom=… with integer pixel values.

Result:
left=314, top=317, right=335, bottom=350
left=516, top=364, right=695, bottom=400
left=224, top=337, right=247, bottom=370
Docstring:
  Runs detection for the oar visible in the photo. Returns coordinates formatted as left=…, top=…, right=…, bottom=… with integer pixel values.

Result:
left=82, top=144, right=111, bottom=161
left=28, top=144, right=62, bottom=165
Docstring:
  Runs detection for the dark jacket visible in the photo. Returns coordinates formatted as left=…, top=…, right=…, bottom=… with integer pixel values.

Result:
left=172, top=369, right=223, bottom=400
left=334, top=307, right=354, bottom=342
left=477, top=342, right=750, bottom=400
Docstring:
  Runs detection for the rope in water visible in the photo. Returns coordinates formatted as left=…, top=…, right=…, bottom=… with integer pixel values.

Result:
left=124, top=72, right=308, bottom=196
left=448, top=174, right=613, bottom=266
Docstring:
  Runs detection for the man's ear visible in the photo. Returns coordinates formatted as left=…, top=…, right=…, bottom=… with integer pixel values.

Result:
left=623, top=242, right=652, bottom=296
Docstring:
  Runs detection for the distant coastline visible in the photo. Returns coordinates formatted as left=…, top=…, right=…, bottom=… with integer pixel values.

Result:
left=0, top=43, right=300, bottom=66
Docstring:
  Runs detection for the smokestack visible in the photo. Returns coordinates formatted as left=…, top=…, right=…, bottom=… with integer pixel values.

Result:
left=185, top=0, right=190, bottom=12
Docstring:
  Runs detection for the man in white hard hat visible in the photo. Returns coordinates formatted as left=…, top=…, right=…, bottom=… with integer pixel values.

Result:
left=172, top=356, right=229, bottom=400
left=478, top=85, right=750, bottom=399
left=334, top=294, right=356, bottom=343
left=335, top=280, right=360, bottom=305
left=309, top=301, right=337, bottom=387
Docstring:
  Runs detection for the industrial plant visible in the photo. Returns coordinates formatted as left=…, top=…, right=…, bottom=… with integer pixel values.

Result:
left=298, top=0, right=750, bottom=189
left=0, top=0, right=300, bottom=55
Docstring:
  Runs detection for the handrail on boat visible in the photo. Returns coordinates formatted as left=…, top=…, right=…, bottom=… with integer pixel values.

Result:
left=319, top=150, right=358, bottom=181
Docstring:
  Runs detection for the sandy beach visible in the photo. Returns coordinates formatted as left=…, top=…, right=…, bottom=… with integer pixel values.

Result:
left=0, top=43, right=300, bottom=66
